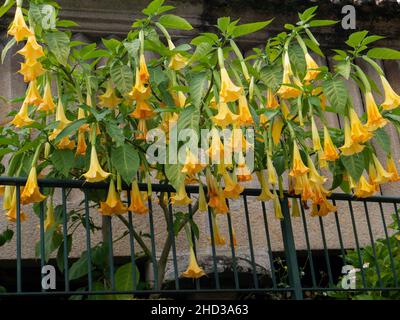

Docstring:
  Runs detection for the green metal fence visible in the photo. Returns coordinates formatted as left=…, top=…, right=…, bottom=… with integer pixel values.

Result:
left=0, top=176, right=399, bottom=299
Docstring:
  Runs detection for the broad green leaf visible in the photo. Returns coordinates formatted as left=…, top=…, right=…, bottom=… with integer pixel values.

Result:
left=260, top=64, right=283, bottom=90
left=322, top=78, right=348, bottom=116
left=346, top=30, right=369, bottom=48
left=232, top=19, right=273, bottom=38
left=35, top=226, right=63, bottom=263
left=105, top=122, right=125, bottom=147
left=142, top=0, right=165, bottom=16
left=44, top=31, right=70, bottom=66
left=110, top=62, right=133, bottom=94
left=102, top=38, right=121, bottom=52
left=217, top=17, right=230, bottom=33
left=56, top=20, right=79, bottom=28
left=304, top=38, right=324, bottom=57
left=362, top=35, right=385, bottom=46
left=0, top=0, right=14, bottom=18
left=177, top=105, right=200, bottom=132
left=53, top=118, right=87, bottom=144
left=299, top=6, right=318, bottom=22
left=114, top=262, right=140, bottom=299
left=165, top=160, right=183, bottom=191
left=124, top=39, right=140, bottom=58
left=288, top=43, right=306, bottom=77
left=190, top=42, right=212, bottom=62
left=367, top=48, right=400, bottom=60
left=1, top=37, right=16, bottom=64
left=56, top=234, right=72, bottom=272
left=341, top=152, right=365, bottom=181
left=309, top=20, right=338, bottom=27
left=111, top=144, right=139, bottom=185
left=50, top=149, right=75, bottom=177
left=187, top=72, right=208, bottom=108
left=69, top=251, right=89, bottom=281
left=335, top=60, right=351, bottom=79
left=374, top=128, right=391, bottom=154
left=159, top=14, right=193, bottom=30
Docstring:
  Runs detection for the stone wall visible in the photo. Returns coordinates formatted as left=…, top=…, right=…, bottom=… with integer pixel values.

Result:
left=0, top=0, right=399, bottom=276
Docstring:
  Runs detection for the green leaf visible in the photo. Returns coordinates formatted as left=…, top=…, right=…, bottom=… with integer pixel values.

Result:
left=105, top=121, right=125, bottom=147
left=299, top=6, right=318, bottom=22
left=110, top=62, right=133, bottom=94
left=304, top=38, right=324, bottom=57
left=341, top=152, right=365, bottom=181
left=187, top=72, right=208, bottom=108
left=190, top=42, right=212, bottom=62
left=346, top=30, right=369, bottom=48
left=177, top=105, right=200, bottom=132
left=56, top=234, right=72, bottom=272
left=69, top=252, right=89, bottom=281
left=232, top=19, right=273, bottom=38
left=50, top=149, right=75, bottom=177
left=35, top=226, right=63, bottom=263
left=335, top=60, right=351, bottom=79
left=322, top=78, right=348, bottom=116
left=0, top=0, right=14, bottom=18
left=142, top=0, right=165, bottom=16
left=44, top=31, right=70, bottom=66
left=54, top=118, right=87, bottom=144
left=124, top=39, right=140, bottom=58
left=260, top=64, right=283, bottom=90
left=362, top=35, right=385, bottom=46
left=1, top=37, right=16, bottom=64
left=114, top=262, right=140, bottom=299
left=309, top=20, right=338, bottom=27
left=374, top=128, right=391, bottom=154
left=217, top=17, right=230, bottom=33
left=165, top=161, right=183, bottom=191
left=288, top=43, right=306, bottom=77
left=56, top=20, right=79, bottom=28
left=367, top=48, right=400, bottom=60
left=159, top=14, right=193, bottom=30
left=111, top=144, right=140, bottom=185
left=102, top=38, right=121, bottom=52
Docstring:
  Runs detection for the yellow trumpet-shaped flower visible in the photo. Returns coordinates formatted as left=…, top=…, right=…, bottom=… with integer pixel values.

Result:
left=99, top=81, right=122, bottom=109
left=321, top=126, right=339, bottom=161
left=339, top=119, right=365, bottom=156
left=372, top=154, right=393, bottom=184
left=182, top=150, right=205, bottom=176
left=24, top=80, right=42, bottom=106
left=271, top=117, right=284, bottom=145
left=266, top=88, right=279, bottom=109
left=301, top=175, right=315, bottom=201
left=267, top=155, right=278, bottom=186
left=6, top=189, right=28, bottom=223
left=136, top=119, right=148, bottom=140
left=236, top=159, right=253, bottom=182
left=224, top=128, right=250, bottom=153
left=212, top=102, right=239, bottom=128
left=128, top=180, right=148, bottom=214
left=198, top=183, right=208, bottom=212
left=128, top=67, right=151, bottom=101
left=139, top=53, right=150, bottom=84
left=256, top=171, right=275, bottom=201
left=171, top=180, right=192, bottom=206
left=172, top=91, right=186, bottom=108
left=222, top=169, right=244, bottom=199
left=273, top=192, right=283, bottom=219
left=304, top=52, right=320, bottom=82
left=182, top=247, right=206, bottom=279
left=354, top=175, right=376, bottom=198
left=99, top=180, right=128, bottom=216
left=237, top=94, right=254, bottom=126
left=289, top=142, right=310, bottom=177
left=380, top=75, right=400, bottom=110
left=21, top=166, right=46, bottom=205
left=386, top=155, right=400, bottom=182
left=19, top=59, right=45, bottom=82
left=10, top=103, right=34, bottom=128
left=82, top=146, right=111, bottom=183
left=17, top=34, right=44, bottom=60
left=49, top=99, right=72, bottom=143
left=277, top=51, right=302, bottom=100
left=365, top=91, right=388, bottom=131
left=211, top=212, right=226, bottom=246
left=130, top=99, right=155, bottom=119
left=167, top=40, right=188, bottom=70
left=311, top=87, right=327, bottom=110
left=349, top=108, right=372, bottom=143
left=311, top=117, right=322, bottom=152
left=2, top=186, right=14, bottom=210
left=37, top=81, right=55, bottom=113
left=219, top=67, right=243, bottom=103
left=368, top=163, right=380, bottom=192
left=76, top=131, right=87, bottom=156
left=7, top=7, right=33, bottom=42
left=291, top=198, right=301, bottom=217
left=307, top=157, right=327, bottom=186
left=44, top=199, right=58, bottom=231
left=206, top=170, right=229, bottom=214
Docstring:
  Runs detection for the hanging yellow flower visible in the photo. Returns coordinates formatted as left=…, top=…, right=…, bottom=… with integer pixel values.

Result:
left=99, top=81, right=122, bottom=109
left=10, top=102, right=34, bottom=128
left=266, top=88, right=279, bottom=109
left=207, top=170, right=229, bottom=214
left=128, top=67, right=151, bottom=101
left=17, top=34, right=44, bottom=60
left=130, top=100, right=155, bottom=119
left=311, top=117, right=322, bottom=152
left=365, top=91, right=388, bottom=131
left=19, top=59, right=45, bottom=82
left=172, top=91, right=186, bottom=108
left=380, top=75, right=400, bottom=110
left=273, top=192, right=283, bottom=219
left=267, top=155, right=278, bottom=186
left=37, top=81, right=55, bottom=113
left=76, top=131, right=87, bottom=156
left=237, top=94, right=254, bottom=126
left=171, top=180, right=192, bottom=206
left=139, top=53, right=150, bottom=84
left=354, top=175, right=376, bottom=198
left=386, top=155, right=400, bottom=182
left=7, top=6, right=33, bottom=42
left=136, top=119, right=148, bottom=140
left=24, top=80, right=42, bottom=106
left=212, top=102, right=239, bottom=128
left=339, top=118, right=365, bottom=156
left=277, top=51, right=301, bottom=99
left=304, top=52, right=320, bottom=82
left=44, top=198, right=58, bottom=231
left=82, top=145, right=111, bottom=183
left=372, top=154, right=393, bottom=184
left=256, top=171, right=275, bottom=201
left=222, top=169, right=244, bottom=199
left=271, top=117, right=284, bottom=145
left=21, top=166, right=46, bottom=205
left=321, top=126, right=339, bottom=161
left=181, top=149, right=205, bottom=176
left=6, top=188, right=28, bottom=223
left=167, top=39, right=189, bottom=70
left=198, top=183, right=208, bottom=212
left=211, top=213, right=226, bottom=246
left=289, top=142, right=310, bottom=177
left=182, top=247, right=206, bottom=279
left=349, top=108, right=372, bottom=143
left=128, top=180, right=148, bottom=214
left=219, top=67, right=243, bottom=103
left=99, top=180, right=128, bottom=216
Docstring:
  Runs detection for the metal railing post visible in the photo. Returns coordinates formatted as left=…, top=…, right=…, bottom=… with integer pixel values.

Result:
left=280, top=196, right=303, bottom=300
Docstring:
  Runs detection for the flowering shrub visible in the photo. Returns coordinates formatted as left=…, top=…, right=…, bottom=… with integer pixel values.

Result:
left=1, top=0, right=400, bottom=285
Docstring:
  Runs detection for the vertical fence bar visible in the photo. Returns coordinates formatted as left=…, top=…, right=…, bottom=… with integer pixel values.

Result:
left=332, top=200, right=346, bottom=264
left=126, top=190, right=137, bottom=292
left=261, top=201, right=278, bottom=288
left=84, top=191, right=93, bottom=292
left=147, top=199, right=159, bottom=291
left=207, top=207, right=221, bottom=289
left=167, top=192, right=179, bottom=290
left=61, top=187, right=69, bottom=292
left=280, top=196, right=302, bottom=300
left=318, top=216, right=334, bottom=287
left=15, top=184, right=22, bottom=293
left=39, top=197, right=46, bottom=292
left=243, top=195, right=259, bottom=289
left=107, top=216, right=115, bottom=290
left=226, top=200, right=240, bottom=289
left=188, top=193, right=200, bottom=290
